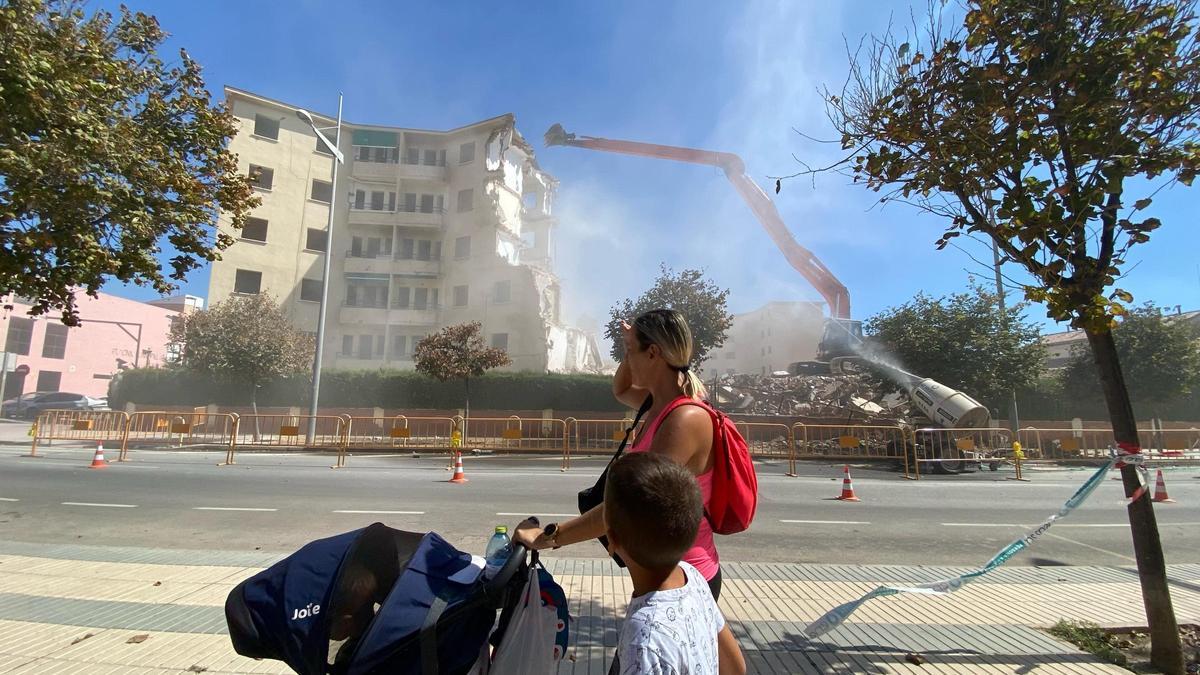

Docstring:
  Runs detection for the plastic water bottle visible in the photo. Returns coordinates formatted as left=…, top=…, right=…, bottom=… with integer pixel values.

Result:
left=484, top=525, right=512, bottom=578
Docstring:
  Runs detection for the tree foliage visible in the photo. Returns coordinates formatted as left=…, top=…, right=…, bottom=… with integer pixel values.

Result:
left=169, top=294, right=313, bottom=395
left=1062, top=304, right=1200, bottom=409
left=414, top=322, right=512, bottom=384
left=865, top=284, right=1045, bottom=410
left=0, top=0, right=258, bottom=325
left=604, top=265, right=734, bottom=365
left=798, top=0, right=1200, bottom=332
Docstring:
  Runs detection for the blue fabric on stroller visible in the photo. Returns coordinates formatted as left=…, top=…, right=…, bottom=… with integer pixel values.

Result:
left=225, top=522, right=533, bottom=675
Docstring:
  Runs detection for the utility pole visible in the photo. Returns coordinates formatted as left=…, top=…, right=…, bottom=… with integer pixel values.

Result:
left=992, top=240, right=1020, bottom=432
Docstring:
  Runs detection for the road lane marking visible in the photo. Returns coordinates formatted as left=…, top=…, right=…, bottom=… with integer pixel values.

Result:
left=0, top=498, right=18, bottom=502
left=192, top=507, right=277, bottom=512
left=333, top=510, right=425, bottom=515
left=1055, top=524, right=1127, bottom=528
left=497, top=512, right=578, bottom=517
left=61, top=502, right=137, bottom=508
left=1044, top=532, right=1136, bottom=562
left=941, top=523, right=1026, bottom=527
left=781, top=519, right=870, bottom=525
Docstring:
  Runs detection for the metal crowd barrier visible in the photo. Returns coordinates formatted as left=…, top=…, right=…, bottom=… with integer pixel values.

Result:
left=344, top=415, right=455, bottom=453
left=793, top=423, right=915, bottom=478
left=457, top=416, right=570, bottom=468
left=733, top=421, right=793, bottom=463
left=1018, top=426, right=1200, bottom=466
left=28, top=410, right=131, bottom=458
left=121, top=411, right=239, bottom=462
left=233, top=414, right=350, bottom=466
left=911, top=427, right=1014, bottom=476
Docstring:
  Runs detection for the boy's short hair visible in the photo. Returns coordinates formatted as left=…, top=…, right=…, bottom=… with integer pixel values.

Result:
left=604, top=452, right=703, bottom=571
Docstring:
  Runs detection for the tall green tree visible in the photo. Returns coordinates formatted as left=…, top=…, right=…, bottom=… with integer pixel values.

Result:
left=604, top=265, right=734, bottom=365
left=413, top=322, right=511, bottom=424
left=785, top=1, right=1200, bottom=668
left=1062, top=304, right=1200, bottom=415
left=865, top=284, right=1044, bottom=412
left=169, top=294, right=313, bottom=420
left=0, top=0, right=258, bottom=325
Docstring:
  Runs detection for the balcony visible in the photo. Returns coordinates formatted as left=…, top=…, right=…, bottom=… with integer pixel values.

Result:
left=388, top=303, right=440, bottom=326
left=398, top=160, right=447, bottom=181
left=350, top=160, right=398, bottom=182
left=342, top=254, right=441, bottom=277
left=347, top=207, right=445, bottom=230
left=339, top=304, right=389, bottom=325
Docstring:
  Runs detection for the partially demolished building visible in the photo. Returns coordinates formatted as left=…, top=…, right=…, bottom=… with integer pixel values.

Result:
left=210, top=87, right=603, bottom=374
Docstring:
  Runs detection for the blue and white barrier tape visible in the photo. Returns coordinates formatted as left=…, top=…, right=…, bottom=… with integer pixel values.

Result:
left=804, top=455, right=1132, bottom=639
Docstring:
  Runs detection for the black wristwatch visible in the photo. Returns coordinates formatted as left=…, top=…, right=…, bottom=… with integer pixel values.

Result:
left=543, top=523, right=560, bottom=549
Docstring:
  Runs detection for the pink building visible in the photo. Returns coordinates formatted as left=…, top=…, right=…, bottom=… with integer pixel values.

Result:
left=1, top=293, right=202, bottom=399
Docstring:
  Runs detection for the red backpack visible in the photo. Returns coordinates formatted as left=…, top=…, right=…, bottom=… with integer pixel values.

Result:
left=659, top=397, right=759, bottom=535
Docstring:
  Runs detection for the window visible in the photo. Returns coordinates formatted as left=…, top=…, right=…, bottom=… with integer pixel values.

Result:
left=393, top=335, right=408, bottom=359
left=423, top=149, right=445, bottom=166
left=416, top=240, right=432, bottom=261
left=454, top=236, right=471, bottom=259
left=354, top=190, right=366, bottom=209
left=36, top=371, right=62, bottom=392
left=375, top=335, right=384, bottom=357
left=42, top=323, right=68, bottom=359
left=399, top=238, right=414, bottom=260
left=253, top=114, right=279, bottom=140
left=457, top=188, right=474, bottom=212
left=306, top=228, right=327, bottom=252
left=248, top=164, right=273, bottom=190
left=388, top=192, right=396, bottom=211
left=453, top=285, right=468, bottom=307
left=300, top=279, right=322, bottom=302
left=492, top=280, right=511, bottom=304
left=459, top=141, right=476, bottom=164
left=370, top=191, right=385, bottom=211
left=357, top=146, right=370, bottom=162
left=241, top=217, right=268, bottom=242
left=358, top=335, right=373, bottom=359
left=5, top=317, right=34, bottom=355
left=414, top=287, right=429, bottom=310
left=432, top=241, right=442, bottom=260
left=311, top=179, right=332, bottom=203
left=419, top=193, right=435, bottom=213
left=491, top=333, right=508, bottom=350
left=233, top=269, right=262, bottom=294
left=430, top=288, right=439, bottom=308
left=394, top=286, right=410, bottom=308
left=342, top=335, right=354, bottom=356
left=403, top=193, right=417, bottom=212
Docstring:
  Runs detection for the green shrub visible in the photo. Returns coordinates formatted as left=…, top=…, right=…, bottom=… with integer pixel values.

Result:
left=1047, top=620, right=1127, bottom=667
left=108, top=368, right=622, bottom=412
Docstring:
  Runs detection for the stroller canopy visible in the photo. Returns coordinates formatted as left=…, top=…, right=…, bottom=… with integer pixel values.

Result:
left=226, top=523, right=528, bottom=675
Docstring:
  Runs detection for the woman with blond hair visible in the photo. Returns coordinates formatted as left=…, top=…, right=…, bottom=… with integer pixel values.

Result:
left=515, top=308, right=725, bottom=599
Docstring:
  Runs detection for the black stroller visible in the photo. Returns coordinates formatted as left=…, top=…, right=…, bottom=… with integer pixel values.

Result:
left=225, top=522, right=538, bottom=675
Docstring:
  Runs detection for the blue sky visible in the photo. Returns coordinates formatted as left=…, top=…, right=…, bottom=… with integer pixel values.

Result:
left=104, top=0, right=1199, bottom=333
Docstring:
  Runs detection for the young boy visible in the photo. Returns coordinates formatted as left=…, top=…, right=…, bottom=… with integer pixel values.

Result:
left=605, top=452, right=746, bottom=675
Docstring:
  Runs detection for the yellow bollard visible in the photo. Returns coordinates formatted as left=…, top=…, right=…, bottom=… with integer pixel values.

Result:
left=1007, top=441, right=1029, bottom=482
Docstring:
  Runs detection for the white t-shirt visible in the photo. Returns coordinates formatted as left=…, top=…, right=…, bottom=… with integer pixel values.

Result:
left=617, top=561, right=725, bottom=675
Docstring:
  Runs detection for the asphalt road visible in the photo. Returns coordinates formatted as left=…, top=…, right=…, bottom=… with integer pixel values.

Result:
left=3, top=435, right=1198, bottom=568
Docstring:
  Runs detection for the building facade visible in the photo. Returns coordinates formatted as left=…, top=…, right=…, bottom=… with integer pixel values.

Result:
left=1, top=293, right=199, bottom=399
left=1041, top=308, right=1199, bottom=370
left=210, top=87, right=601, bottom=374
left=706, top=301, right=825, bottom=376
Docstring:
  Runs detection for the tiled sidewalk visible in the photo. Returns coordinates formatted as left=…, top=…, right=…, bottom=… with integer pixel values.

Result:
left=3, top=540, right=1198, bottom=674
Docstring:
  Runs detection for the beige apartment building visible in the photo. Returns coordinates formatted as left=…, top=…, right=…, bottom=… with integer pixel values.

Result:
left=209, top=87, right=602, bottom=373
left=707, top=301, right=825, bottom=376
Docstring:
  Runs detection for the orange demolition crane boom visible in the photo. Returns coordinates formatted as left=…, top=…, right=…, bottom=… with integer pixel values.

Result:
left=544, top=124, right=862, bottom=373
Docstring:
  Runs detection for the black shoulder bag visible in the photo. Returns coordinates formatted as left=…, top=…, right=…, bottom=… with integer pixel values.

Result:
left=576, top=395, right=653, bottom=567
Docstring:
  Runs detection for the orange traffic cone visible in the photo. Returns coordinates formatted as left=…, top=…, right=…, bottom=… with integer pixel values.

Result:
left=1152, top=469, right=1175, bottom=503
left=835, top=464, right=860, bottom=501
left=89, top=443, right=107, bottom=469
left=449, top=453, right=468, bottom=484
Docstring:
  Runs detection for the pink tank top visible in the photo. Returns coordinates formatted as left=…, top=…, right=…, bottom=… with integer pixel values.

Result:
left=629, top=397, right=720, bottom=580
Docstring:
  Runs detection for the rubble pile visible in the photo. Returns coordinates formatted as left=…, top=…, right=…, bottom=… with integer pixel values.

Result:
left=713, top=372, right=912, bottom=420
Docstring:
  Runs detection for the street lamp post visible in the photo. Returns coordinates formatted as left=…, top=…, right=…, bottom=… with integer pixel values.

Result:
left=297, top=96, right=345, bottom=443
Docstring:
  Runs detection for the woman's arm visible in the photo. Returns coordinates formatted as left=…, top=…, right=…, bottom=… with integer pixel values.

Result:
left=512, top=503, right=607, bottom=551
left=612, top=358, right=650, bottom=410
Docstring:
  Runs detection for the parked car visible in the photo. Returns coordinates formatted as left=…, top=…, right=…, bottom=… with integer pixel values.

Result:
left=6, top=392, right=109, bottom=420
left=2, top=392, right=54, bottom=419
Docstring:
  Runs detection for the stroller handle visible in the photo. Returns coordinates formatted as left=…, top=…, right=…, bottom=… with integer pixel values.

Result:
left=484, top=540, right=536, bottom=595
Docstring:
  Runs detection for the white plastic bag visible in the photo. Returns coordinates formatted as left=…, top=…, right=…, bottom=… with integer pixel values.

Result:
left=489, top=568, right=560, bottom=675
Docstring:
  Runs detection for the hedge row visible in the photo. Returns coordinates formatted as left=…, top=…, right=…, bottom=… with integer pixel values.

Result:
left=108, top=368, right=624, bottom=412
